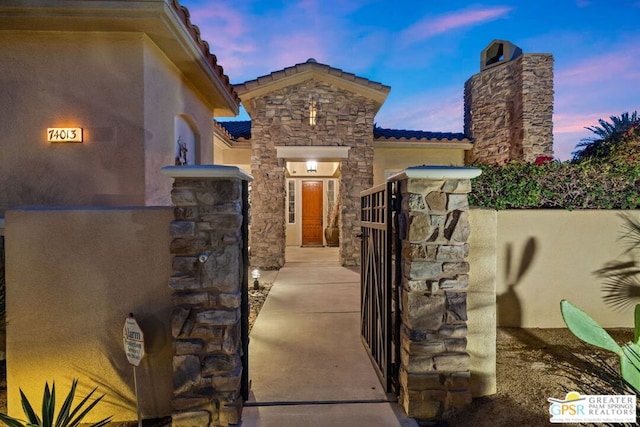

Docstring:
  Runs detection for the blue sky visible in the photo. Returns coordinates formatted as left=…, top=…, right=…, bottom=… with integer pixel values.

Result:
left=180, top=0, right=640, bottom=160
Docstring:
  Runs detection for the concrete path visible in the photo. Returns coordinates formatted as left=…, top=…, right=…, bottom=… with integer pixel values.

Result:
left=240, top=247, right=417, bottom=427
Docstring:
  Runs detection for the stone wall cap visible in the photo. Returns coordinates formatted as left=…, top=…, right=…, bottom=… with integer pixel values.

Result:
left=388, top=166, right=482, bottom=182
left=161, top=165, right=253, bottom=182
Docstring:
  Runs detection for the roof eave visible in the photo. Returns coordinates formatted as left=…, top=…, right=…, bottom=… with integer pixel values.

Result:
left=235, top=63, right=390, bottom=118
left=0, top=0, right=240, bottom=116
left=374, top=139, right=473, bottom=149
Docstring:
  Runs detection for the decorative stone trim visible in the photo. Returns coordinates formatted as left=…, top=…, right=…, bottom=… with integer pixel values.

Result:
left=162, top=165, right=252, bottom=427
left=393, top=166, right=480, bottom=420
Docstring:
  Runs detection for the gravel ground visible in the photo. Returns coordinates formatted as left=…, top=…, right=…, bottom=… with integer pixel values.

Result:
left=248, top=281, right=273, bottom=332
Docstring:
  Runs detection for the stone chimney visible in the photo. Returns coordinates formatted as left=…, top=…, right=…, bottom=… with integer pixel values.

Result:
left=464, top=40, right=554, bottom=165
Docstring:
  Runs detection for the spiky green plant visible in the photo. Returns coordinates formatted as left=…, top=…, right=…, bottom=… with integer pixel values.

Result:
left=560, top=300, right=640, bottom=391
left=0, top=379, right=112, bottom=427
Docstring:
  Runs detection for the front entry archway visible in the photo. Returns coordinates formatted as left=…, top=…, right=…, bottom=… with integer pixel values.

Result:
left=301, top=180, right=323, bottom=246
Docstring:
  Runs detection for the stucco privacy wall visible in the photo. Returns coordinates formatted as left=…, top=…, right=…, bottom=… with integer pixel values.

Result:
left=468, top=209, right=637, bottom=328
left=5, top=208, right=174, bottom=423
left=464, top=53, right=554, bottom=165
left=248, top=79, right=376, bottom=268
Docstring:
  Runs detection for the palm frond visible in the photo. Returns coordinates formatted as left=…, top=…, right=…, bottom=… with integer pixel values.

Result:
left=620, top=214, right=640, bottom=253
left=602, top=275, right=640, bottom=311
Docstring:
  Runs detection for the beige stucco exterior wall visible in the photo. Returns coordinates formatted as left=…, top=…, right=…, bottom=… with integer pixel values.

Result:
left=142, top=37, right=215, bottom=205
left=216, top=145, right=252, bottom=175
left=5, top=208, right=173, bottom=423
left=0, top=31, right=218, bottom=212
left=467, top=208, right=497, bottom=397
left=0, top=32, right=146, bottom=212
left=373, top=147, right=466, bottom=186
left=491, top=210, right=635, bottom=328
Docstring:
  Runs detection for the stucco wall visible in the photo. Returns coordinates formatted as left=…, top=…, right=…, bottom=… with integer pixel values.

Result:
left=217, top=146, right=252, bottom=175
left=467, top=209, right=497, bottom=396
left=142, top=38, right=215, bottom=205
left=469, top=209, right=636, bottom=328
left=373, top=147, right=466, bottom=186
left=4, top=208, right=173, bottom=422
left=0, top=31, right=217, bottom=213
left=0, top=32, right=146, bottom=212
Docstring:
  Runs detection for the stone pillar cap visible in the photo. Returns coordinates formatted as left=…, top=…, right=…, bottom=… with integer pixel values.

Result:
left=161, top=165, right=253, bottom=182
left=388, top=166, right=482, bottom=182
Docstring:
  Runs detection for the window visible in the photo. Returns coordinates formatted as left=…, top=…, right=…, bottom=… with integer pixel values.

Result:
left=288, top=180, right=296, bottom=223
left=327, top=179, right=336, bottom=218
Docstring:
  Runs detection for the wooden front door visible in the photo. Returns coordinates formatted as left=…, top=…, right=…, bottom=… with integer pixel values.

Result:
left=302, top=181, right=324, bottom=246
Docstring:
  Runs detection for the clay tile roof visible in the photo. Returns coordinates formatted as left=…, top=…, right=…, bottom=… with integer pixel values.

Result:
left=170, top=0, right=240, bottom=106
left=218, top=120, right=252, bottom=140
left=234, top=58, right=391, bottom=98
left=374, top=126, right=470, bottom=142
left=217, top=121, right=471, bottom=144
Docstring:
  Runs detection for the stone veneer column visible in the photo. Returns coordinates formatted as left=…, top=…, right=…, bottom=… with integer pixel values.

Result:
left=161, top=165, right=252, bottom=427
left=390, top=166, right=481, bottom=420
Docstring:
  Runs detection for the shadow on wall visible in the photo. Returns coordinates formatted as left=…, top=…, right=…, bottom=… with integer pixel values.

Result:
left=73, top=311, right=172, bottom=416
left=497, top=237, right=537, bottom=327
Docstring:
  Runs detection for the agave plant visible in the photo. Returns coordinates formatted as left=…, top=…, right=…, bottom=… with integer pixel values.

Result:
left=0, top=379, right=112, bottom=427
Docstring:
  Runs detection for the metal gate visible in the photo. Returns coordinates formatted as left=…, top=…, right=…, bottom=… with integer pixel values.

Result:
left=360, top=182, right=400, bottom=393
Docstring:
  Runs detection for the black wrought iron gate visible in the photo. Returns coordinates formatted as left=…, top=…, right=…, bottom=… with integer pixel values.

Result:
left=360, top=181, right=400, bottom=394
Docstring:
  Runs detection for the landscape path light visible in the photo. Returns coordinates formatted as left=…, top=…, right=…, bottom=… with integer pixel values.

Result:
left=252, top=268, right=261, bottom=290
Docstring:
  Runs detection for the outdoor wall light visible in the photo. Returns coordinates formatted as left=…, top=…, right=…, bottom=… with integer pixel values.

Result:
left=306, top=161, right=318, bottom=173
left=252, top=268, right=261, bottom=290
left=308, top=95, right=320, bottom=125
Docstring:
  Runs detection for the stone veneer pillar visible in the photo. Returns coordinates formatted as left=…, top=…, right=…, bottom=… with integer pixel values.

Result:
left=161, top=165, right=252, bottom=427
left=390, top=166, right=481, bottom=420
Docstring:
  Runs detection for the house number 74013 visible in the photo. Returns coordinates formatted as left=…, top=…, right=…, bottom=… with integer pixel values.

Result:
left=47, top=127, right=83, bottom=143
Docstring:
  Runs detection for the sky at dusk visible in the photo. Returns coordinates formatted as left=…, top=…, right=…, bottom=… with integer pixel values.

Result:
left=180, top=0, right=640, bottom=160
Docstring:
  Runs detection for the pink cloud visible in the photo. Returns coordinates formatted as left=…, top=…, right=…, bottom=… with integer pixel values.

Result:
left=186, top=3, right=246, bottom=38
left=268, top=32, right=330, bottom=69
left=553, top=112, right=607, bottom=134
left=401, top=6, right=513, bottom=42
left=376, top=87, right=464, bottom=133
left=556, top=48, right=640, bottom=86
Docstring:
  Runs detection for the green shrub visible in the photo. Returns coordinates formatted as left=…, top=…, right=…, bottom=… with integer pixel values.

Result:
left=469, top=159, right=640, bottom=210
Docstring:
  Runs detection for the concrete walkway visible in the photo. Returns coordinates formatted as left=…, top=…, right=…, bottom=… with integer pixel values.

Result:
left=240, top=247, right=418, bottom=427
